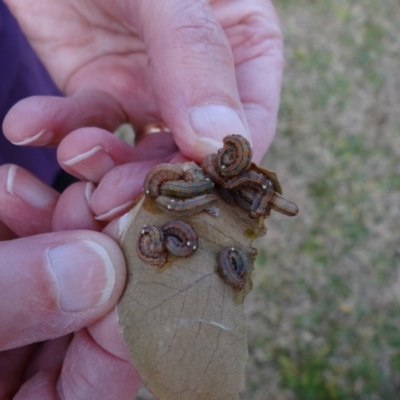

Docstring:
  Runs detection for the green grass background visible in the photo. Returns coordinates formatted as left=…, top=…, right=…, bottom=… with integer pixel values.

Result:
left=134, top=0, right=400, bottom=398
left=243, top=0, right=400, bottom=398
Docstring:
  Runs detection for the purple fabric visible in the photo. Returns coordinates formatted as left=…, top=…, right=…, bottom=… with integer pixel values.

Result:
left=0, top=1, right=62, bottom=185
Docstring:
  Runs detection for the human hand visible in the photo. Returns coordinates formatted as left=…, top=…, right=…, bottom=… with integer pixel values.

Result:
left=0, top=165, right=140, bottom=399
left=3, top=0, right=283, bottom=163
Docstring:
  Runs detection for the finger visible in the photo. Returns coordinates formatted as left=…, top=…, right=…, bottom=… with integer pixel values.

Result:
left=0, top=164, right=59, bottom=236
left=23, top=335, right=72, bottom=381
left=136, top=130, right=179, bottom=157
left=90, top=159, right=177, bottom=222
left=52, top=182, right=104, bottom=232
left=237, top=56, right=282, bottom=163
left=61, top=309, right=140, bottom=399
left=2, top=90, right=125, bottom=147
left=0, top=220, right=17, bottom=240
left=0, top=345, right=38, bottom=399
left=15, top=310, right=140, bottom=400
left=0, top=231, right=126, bottom=351
left=218, top=0, right=284, bottom=162
left=13, top=366, right=60, bottom=399
left=57, top=128, right=178, bottom=182
left=127, top=0, right=251, bottom=161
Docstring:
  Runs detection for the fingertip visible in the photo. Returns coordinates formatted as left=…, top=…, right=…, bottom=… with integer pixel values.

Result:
left=52, top=181, right=103, bottom=232
left=57, top=128, right=127, bottom=182
left=90, top=161, right=159, bottom=222
left=0, top=231, right=126, bottom=350
left=4, top=164, right=58, bottom=209
left=94, top=200, right=135, bottom=222
left=184, top=104, right=251, bottom=160
left=0, top=164, right=59, bottom=236
left=3, top=96, right=63, bottom=146
left=3, top=91, right=124, bottom=146
left=60, top=327, right=141, bottom=399
left=57, top=128, right=180, bottom=183
left=62, top=145, right=117, bottom=183
left=47, top=239, right=117, bottom=312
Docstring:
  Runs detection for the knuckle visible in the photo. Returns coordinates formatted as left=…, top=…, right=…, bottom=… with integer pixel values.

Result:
left=164, top=3, right=233, bottom=65
left=230, top=12, right=284, bottom=66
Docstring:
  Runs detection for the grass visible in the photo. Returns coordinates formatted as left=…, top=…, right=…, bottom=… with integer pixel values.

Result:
left=242, top=0, right=400, bottom=399
left=134, top=1, right=400, bottom=398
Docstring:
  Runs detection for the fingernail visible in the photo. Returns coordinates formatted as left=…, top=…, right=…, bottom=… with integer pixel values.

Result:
left=190, top=105, right=251, bottom=150
left=7, top=165, right=56, bottom=208
left=85, top=182, right=95, bottom=206
left=63, top=146, right=116, bottom=183
left=47, top=240, right=116, bottom=312
left=95, top=200, right=135, bottom=221
left=11, top=129, right=53, bottom=146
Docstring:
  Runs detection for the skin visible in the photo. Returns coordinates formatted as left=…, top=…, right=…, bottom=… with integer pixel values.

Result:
left=3, top=0, right=283, bottom=162
left=1, top=0, right=283, bottom=398
left=0, top=165, right=138, bottom=399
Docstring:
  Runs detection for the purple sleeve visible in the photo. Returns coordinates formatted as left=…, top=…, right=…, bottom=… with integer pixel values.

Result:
left=0, top=1, right=63, bottom=186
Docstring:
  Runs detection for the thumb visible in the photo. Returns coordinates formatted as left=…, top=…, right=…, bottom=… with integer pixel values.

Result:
left=131, top=0, right=250, bottom=161
left=0, top=231, right=126, bottom=351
